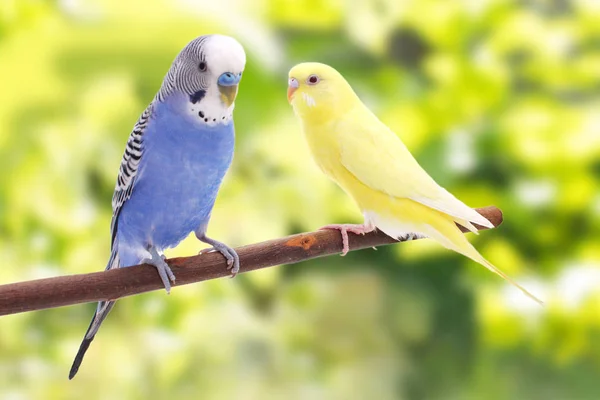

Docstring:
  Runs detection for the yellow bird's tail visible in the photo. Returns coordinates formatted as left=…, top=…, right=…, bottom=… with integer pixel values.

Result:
left=416, top=216, right=544, bottom=305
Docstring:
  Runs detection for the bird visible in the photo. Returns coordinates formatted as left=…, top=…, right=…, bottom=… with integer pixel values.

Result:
left=69, top=34, right=246, bottom=379
left=287, top=62, right=542, bottom=305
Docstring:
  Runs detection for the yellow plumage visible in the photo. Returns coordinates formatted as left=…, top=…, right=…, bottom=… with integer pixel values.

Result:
left=288, top=62, right=542, bottom=305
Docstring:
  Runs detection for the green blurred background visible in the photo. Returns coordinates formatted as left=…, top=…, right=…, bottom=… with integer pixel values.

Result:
left=1, top=0, right=599, bottom=398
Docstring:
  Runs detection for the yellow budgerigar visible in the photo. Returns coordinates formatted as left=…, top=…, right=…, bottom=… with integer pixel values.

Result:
left=287, top=62, right=542, bottom=305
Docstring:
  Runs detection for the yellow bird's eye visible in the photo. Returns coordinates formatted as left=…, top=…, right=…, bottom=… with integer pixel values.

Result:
left=307, top=75, right=320, bottom=85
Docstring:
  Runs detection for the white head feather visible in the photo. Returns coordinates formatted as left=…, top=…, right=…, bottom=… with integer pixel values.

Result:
left=157, top=34, right=246, bottom=125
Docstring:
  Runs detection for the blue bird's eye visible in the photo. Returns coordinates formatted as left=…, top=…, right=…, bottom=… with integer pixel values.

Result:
left=199, top=61, right=207, bottom=72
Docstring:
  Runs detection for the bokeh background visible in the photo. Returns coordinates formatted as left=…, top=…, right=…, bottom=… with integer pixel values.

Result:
left=1, top=0, right=600, bottom=398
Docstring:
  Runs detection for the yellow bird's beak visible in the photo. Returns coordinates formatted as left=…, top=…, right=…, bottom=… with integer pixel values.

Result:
left=219, top=85, right=238, bottom=107
left=287, top=77, right=299, bottom=103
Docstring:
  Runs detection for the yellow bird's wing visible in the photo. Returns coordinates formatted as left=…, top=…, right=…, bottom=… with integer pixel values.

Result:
left=337, top=110, right=493, bottom=229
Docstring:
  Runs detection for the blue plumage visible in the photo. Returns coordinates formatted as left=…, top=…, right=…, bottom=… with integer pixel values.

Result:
left=116, top=93, right=235, bottom=266
left=69, top=34, right=246, bottom=379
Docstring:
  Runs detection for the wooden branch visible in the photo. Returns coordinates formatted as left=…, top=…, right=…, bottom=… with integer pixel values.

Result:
left=0, top=206, right=502, bottom=317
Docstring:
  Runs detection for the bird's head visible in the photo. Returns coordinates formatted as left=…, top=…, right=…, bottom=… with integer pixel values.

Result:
left=287, top=62, right=356, bottom=123
left=158, top=34, right=246, bottom=124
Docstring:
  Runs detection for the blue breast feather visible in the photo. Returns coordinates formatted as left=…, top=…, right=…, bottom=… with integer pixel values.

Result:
left=116, top=95, right=235, bottom=267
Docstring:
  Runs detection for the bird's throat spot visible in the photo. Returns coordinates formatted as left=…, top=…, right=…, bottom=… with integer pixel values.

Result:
left=189, top=90, right=206, bottom=104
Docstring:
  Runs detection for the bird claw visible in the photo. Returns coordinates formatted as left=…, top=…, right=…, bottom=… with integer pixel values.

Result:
left=319, top=223, right=375, bottom=256
left=198, top=247, right=235, bottom=268
left=197, top=236, right=240, bottom=277
left=141, top=249, right=176, bottom=294
left=216, top=244, right=239, bottom=276
left=199, top=246, right=235, bottom=271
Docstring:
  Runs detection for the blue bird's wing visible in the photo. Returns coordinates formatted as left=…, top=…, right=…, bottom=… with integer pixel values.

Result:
left=106, top=103, right=154, bottom=270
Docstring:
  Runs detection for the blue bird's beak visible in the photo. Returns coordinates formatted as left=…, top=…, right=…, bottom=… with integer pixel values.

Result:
left=218, top=72, right=242, bottom=107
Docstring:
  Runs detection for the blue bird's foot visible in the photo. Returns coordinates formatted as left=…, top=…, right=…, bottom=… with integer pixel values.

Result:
left=141, top=247, right=176, bottom=294
left=197, top=234, right=240, bottom=276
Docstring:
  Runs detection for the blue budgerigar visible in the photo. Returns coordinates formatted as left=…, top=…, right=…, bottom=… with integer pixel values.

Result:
left=69, top=34, right=246, bottom=379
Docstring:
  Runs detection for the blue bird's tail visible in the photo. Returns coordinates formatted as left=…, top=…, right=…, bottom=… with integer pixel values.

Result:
left=69, top=300, right=116, bottom=379
left=69, top=249, right=120, bottom=379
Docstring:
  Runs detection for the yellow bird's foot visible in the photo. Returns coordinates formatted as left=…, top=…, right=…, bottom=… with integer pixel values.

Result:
left=319, top=223, right=375, bottom=256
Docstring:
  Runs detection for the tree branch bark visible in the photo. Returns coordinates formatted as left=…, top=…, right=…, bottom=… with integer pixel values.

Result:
left=0, top=206, right=502, bottom=317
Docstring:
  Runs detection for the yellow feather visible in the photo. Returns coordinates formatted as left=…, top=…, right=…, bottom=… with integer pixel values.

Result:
left=288, top=62, right=543, bottom=305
